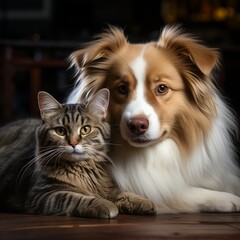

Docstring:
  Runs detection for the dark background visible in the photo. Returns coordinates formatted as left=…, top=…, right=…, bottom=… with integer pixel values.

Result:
left=0, top=0, right=240, bottom=126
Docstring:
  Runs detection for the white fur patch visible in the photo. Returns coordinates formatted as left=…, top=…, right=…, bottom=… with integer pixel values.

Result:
left=120, top=53, right=161, bottom=146
left=111, top=139, right=186, bottom=213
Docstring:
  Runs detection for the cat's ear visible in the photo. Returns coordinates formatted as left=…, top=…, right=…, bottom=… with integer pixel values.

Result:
left=38, top=91, right=62, bottom=120
left=86, top=88, right=110, bottom=119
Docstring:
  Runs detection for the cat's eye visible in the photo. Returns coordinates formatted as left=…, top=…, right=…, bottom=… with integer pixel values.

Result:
left=55, top=127, right=67, bottom=136
left=80, top=125, right=91, bottom=135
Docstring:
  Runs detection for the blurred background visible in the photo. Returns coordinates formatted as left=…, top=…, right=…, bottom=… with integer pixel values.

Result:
left=0, top=0, right=240, bottom=126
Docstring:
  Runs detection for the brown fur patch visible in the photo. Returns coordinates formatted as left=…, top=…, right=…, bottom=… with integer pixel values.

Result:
left=70, top=25, right=219, bottom=156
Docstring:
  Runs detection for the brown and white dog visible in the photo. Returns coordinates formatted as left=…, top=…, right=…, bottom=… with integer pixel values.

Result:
left=67, top=25, right=240, bottom=213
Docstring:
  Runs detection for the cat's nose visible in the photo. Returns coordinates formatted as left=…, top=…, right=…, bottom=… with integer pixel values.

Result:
left=70, top=141, right=78, bottom=147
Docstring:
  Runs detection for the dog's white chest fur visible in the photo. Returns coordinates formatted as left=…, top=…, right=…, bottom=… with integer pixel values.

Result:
left=111, top=139, right=184, bottom=212
left=111, top=121, right=240, bottom=213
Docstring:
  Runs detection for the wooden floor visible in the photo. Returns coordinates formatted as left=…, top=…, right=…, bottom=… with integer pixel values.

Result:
left=1, top=213, right=240, bottom=239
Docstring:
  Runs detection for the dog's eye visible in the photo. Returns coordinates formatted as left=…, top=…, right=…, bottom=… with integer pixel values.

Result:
left=156, top=84, right=169, bottom=95
left=118, top=84, right=129, bottom=95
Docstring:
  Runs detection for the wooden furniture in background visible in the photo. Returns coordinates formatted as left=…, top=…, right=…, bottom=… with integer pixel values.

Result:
left=0, top=40, right=78, bottom=125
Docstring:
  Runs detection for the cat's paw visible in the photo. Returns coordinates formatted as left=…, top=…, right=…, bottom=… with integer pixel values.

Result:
left=81, top=198, right=119, bottom=218
left=115, top=192, right=157, bottom=215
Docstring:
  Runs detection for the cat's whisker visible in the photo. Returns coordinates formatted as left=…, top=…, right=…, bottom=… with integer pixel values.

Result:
left=17, top=158, right=38, bottom=189
left=39, top=149, right=64, bottom=172
left=17, top=148, right=58, bottom=189
left=81, top=146, right=116, bottom=168
left=17, top=149, right=55, bottom=188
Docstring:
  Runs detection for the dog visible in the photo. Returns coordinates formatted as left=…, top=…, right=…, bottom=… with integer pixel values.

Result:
left=67, top=25, right=240, bottom=213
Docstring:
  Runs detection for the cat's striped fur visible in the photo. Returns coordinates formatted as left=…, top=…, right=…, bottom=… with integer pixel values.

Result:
left=0, top=89, right=156, bottom=218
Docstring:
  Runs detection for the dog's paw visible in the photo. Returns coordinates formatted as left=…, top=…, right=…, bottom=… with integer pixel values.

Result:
left=199, top=192, right=240, bottom=212
left=131, top=197, right=157, bottom=215
left=115, top=192, right=157, bottom=215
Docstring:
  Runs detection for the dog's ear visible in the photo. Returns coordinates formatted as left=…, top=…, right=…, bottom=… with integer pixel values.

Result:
left=158, top=25, right=219, bottom=76
left=158, top=25, right=219, bottom=117
left=69, top=26, right=127, bottom=70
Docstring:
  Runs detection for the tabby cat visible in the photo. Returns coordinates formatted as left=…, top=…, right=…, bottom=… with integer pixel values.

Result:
left=0, top=89, right=156, bottom=218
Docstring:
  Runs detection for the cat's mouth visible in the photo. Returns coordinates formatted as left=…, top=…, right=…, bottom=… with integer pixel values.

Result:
left=69, top=152, right=82, bottom=160
left=59, top=145, right=87, bottom=161
left=60, top=152, right=84, bottom=161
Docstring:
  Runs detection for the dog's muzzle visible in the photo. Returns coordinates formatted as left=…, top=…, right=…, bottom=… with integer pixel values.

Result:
left=127, top=117, right=149, bottom=135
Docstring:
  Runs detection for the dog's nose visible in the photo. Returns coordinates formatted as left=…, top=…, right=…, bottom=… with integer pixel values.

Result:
left=127, top=117, right=149, bottom=135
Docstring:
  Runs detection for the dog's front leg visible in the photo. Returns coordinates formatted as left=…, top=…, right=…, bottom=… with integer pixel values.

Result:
left=180, top=187, right=240, bottom=213
left=113, top=192, right=157, bottom=215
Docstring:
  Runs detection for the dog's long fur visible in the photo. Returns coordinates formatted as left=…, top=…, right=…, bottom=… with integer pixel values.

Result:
left=67, top=25, right=240, bottom=213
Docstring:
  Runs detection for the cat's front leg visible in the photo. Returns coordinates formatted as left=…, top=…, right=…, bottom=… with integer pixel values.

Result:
left=114, top=192, right=157, bottom=215
left=26, top=191, right=118, bottom=219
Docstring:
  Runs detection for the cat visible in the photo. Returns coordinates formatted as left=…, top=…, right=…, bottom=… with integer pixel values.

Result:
left=0, top=89, right=156, bottom=218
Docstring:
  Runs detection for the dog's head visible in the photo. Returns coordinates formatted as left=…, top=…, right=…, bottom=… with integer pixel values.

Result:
left=70, top=25, right=219, bottom=154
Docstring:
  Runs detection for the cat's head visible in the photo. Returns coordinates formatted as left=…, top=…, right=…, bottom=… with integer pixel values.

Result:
left=36, top=89, right=110, bottom=162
